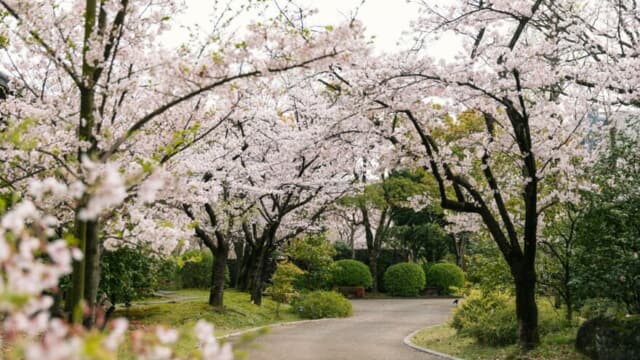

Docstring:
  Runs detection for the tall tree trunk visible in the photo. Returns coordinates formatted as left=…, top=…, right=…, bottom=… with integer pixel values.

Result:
left=453, top=233, right=467, bottom=270
left=209, top=246, right=228, bottom=308
left=368, top=250, right=379, bottom=293
left=565, top=294, right=573, bottom=322
left=512, top=262, right=539, bottom=350
left=83, top=220, right=100, bottom=327
left=249, top=257, right=264, bottom=305
left=70, top=0, right=99, bottom=326
left=232, top=239, right=244, bottom=288
left=249, top=241, right=267, bottom=305
left=238, top=244, right=255, bottom=291
left=69, top=214, right=87, bottom=323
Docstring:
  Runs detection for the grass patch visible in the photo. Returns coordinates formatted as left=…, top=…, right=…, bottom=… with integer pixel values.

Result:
left=411, top=324, right=588, bottom=360
left=115, top=289, right=301, bottom=334
left=114, top=289, right=302, bottom=359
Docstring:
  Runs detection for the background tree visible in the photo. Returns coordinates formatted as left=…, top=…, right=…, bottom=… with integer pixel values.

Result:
left=332, top=0, right=640, bottom=348
left=538, top=203, right=583, bottom=321
left=572, top=133, right=640, bottom=315
left=340, top=170, right=429, bottom=292
left=0, top=0, right=363, bottom=324
left=389, top=204, right=448, bottom=263
left=286, top=233, right=336, bottom=291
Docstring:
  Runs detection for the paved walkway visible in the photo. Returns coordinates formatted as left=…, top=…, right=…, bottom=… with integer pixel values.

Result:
left=242, top=299, right=454, bottom=360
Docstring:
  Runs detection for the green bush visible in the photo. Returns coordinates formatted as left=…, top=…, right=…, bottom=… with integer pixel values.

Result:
left=297, top=291, right=352, bottom=319
left=268, top=262, right=305, bottom=316
left=451, top=290, right=567, bottom=346
left=420, top=261, right=431, bottom=281
left=287, top=234, right=336, bottom=290
left=100, top=246, right=163, bottom=306
left=465, top=244, right=513, bottom=293
left=383, top=262, right=426, bottom=296
left=332, top=259, right=373, bottom=288
left=178, top=249, right=229, bottom=289
left=426, top=263, right=465, bottom=295
left=156, top=257, right=181, bottom=290
left=580, top=297, right=628, bottom=320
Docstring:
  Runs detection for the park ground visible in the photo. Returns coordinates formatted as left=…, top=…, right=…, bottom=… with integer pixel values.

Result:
left=116, top=290, right=591, bottom=360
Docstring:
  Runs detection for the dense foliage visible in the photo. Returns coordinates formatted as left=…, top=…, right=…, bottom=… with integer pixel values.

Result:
left=287, top=234, right=336, bottom=290
left=465, top=238, right=514, bottom=293
left=332, top=259, right=373, bottom=288
left=268, top=262, right=305, bottom=316
left=573, top=146, right=640, bottom=315
left=426, top=263, right=465, bottom=295
left=296, top=291, right=353, bottom=319
left=451, top=290, right=566, bottom=346
left=179, top=250, right=230, bottom=289
left=383, top=262, right=426, bottom=297
left=1, top=0, right=639, bottom=355
left=389, top=205, right=449, bottom=262
left=100, top=246, right=164, bottom=306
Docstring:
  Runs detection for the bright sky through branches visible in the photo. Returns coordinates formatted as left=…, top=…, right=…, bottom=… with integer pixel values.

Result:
left=166, top=0, right=460, bottom=58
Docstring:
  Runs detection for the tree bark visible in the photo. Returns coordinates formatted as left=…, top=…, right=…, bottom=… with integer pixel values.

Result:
left=232, top=239, right=244, bottom=288
left=69, top=214, right=87, bottom=323
left=209, top=246, right=228, bottom=308
left=236, top=245, right=253, bottom=291
left=368, top=250, right=379, bottom=293
left=250, top=245, right=266, bottom=305
left=70, top=0, right=99, bottom=326
left=83, top=220, right=100, bottom=327
left=513, top=262, right=539, bottom=350
left=453, top=232, right=468, bottom=270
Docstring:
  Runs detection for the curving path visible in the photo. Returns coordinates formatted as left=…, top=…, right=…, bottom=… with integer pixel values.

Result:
left=242, top=299, right=454, bottom=360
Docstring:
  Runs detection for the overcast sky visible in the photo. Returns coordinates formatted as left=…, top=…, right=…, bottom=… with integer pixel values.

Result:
left=165, top=0, right=461, bottom=59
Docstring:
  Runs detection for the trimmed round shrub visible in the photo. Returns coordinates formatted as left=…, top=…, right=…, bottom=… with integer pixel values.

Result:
left=179, top=250, right=229, bottom=289
left=332, top=259, right=373, bottom=288
left=297, top=291, right=353, bottom=319
left=383, top=262, right=426, bottom=297
left=426, top=263, right=465, bottom=295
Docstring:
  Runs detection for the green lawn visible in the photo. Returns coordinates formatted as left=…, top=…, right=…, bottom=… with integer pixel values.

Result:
left=115, top=289, right=301, bottom=334
left=411, top=324, right=588, bottom=360
left=114, top=289, right=302, bottom=359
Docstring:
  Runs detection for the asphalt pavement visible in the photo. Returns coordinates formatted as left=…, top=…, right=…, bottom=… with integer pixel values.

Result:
left=242, top=298, right=454, bottom=360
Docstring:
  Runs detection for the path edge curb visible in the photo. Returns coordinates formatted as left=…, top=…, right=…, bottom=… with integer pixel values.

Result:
left=217, top=317, right=335, bottom=340
left=403, top=326, right=464, bottom=360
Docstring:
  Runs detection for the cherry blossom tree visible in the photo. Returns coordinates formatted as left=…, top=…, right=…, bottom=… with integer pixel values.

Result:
left=0, top=0, right=363, bottom=325
left=0, top=174, right=232, bottom=359
left=205, top=67, right=376, bottom=305
left=329, top=0, right=640, bottom=348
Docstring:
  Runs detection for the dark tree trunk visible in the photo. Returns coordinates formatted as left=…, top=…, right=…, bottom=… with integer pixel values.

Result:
left=209, top=246, right=228, bottom=308
left=235, top=244, right=253, bottom=291
left=368, top=250, right=379, bottom=293
left=232, top=239, right=245, bottom=288
left=350, top=233, right=356, bottom=259
left=513, top=262, right=539, bottom=350
left=249, top=256, right=264, bottom=305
